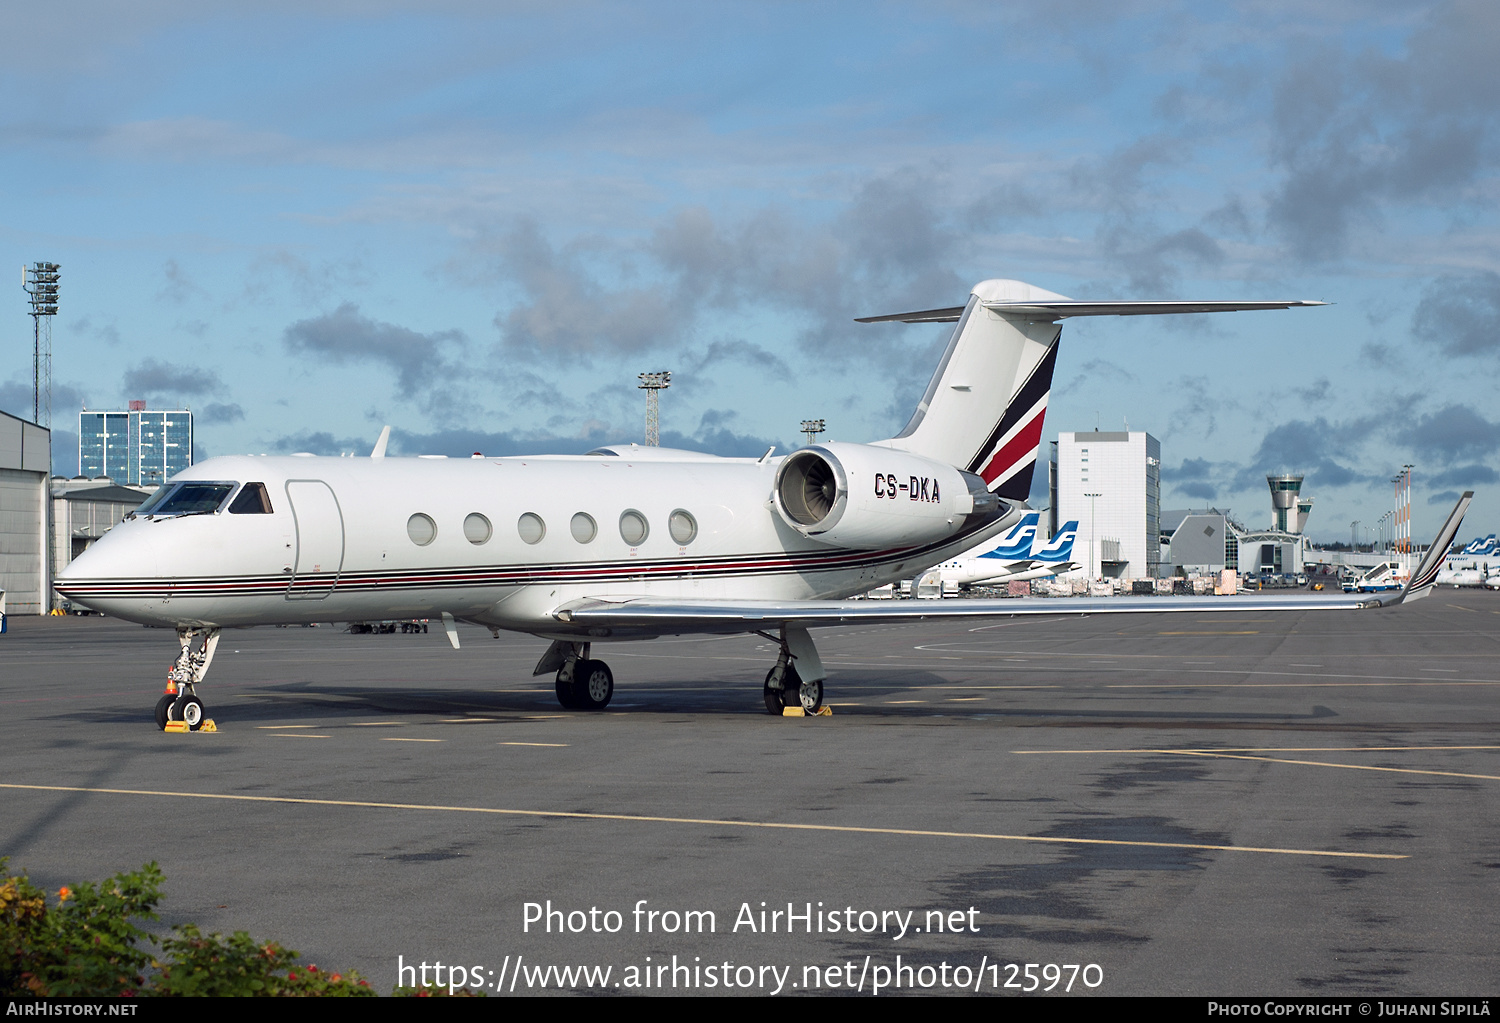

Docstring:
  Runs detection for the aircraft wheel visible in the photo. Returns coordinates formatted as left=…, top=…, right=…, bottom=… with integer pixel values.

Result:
left=791, top=675, right=823, bottom=713
left=576, top=660, right=614, bottom=710
left=763, top=665, right=798, bottom=715
left=555, top=668, right=580, bottom=709
left=172, top=694, right=206, bottom=731
left=154, top=694, right=174, bottom=731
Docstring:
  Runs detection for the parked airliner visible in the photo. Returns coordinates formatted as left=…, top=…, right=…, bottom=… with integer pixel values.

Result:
left=929, top=513, right=1080, bottom=590
left=1436, top=534, right=1496, bottom=587
left=53, top=278, right=1471, bottom=728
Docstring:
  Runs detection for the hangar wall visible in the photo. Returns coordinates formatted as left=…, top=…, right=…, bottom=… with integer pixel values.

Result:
left=0, top=410, right=52, bottom=615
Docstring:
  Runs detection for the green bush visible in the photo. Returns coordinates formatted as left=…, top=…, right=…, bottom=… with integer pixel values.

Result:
left=1, top=859, right=375, bottom=997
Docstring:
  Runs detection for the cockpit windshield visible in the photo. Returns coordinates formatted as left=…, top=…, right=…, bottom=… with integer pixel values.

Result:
left=132, top=481, right=237, bottom=517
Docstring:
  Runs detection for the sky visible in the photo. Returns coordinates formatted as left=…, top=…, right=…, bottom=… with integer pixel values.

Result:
left=2, top=0, right=1497, bottom=544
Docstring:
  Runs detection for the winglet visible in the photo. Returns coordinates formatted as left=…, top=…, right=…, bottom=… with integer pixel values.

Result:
left=371, top=425, right=391, bottom=459
left=1391, top=491, right=1474, bottom=605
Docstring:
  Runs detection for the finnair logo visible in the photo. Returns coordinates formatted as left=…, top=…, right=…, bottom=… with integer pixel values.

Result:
left=1034, top=523, right=1079, bottom=562
left=981, top=512, right=1039, bottom=559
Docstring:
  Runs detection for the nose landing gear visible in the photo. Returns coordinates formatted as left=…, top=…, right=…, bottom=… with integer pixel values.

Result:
left=158, top=626, right=220, bottom=731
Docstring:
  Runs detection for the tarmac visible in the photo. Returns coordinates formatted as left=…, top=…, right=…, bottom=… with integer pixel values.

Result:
left=3, top=590, right=1498, bottom=996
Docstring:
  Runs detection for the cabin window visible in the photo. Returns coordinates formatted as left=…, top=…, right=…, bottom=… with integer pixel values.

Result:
left=464, top=512, right=493, bottom=545
left=570, top=512, right=597, bottom=544
left=517, top=513, right=545, bottom=545
left=619, top=510, right=649, bottom=546
left=407, top=513, right=437, bottom=546
left=229, top=482, right=273, bottom=514
left=668, top=509, right=697, bottom=545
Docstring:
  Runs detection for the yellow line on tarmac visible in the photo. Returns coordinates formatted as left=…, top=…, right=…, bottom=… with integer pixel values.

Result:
left=380, top=737, right=444, bottom=743
left=0, top=783, right=1403, bottom=861
left=269, top=734, right=330, bottom=739
left=499, top=742, right=569, bottom=747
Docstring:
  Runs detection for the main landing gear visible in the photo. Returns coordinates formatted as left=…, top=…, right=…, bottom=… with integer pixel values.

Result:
left=537, top=641, right=614, bottom=711
left=157, top=626, right=220, bottom=731
left=759, top=625, right=826, bottom=715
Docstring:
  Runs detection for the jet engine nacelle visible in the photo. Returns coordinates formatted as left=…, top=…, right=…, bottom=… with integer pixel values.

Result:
left=772, top=442, right=1001, bottom=549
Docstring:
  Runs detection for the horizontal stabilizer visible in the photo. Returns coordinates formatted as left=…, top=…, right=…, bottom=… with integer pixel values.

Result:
left=858, top=299, right=1327, bottom=323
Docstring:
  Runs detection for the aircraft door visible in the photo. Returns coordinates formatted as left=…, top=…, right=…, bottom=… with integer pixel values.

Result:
left=285, top=480, right=345, bottom=600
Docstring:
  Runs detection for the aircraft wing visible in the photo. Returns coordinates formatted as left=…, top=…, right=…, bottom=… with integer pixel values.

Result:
left=552, top=590, right=1392, bottom=636
left=555, top=492, right=1472, bottom=637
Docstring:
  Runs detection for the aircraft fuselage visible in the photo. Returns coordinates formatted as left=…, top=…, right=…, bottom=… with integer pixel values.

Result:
left=56, top=452, right=1016, bottom=639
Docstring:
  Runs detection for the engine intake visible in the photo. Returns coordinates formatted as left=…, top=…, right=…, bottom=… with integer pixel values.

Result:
left=772, top=443, right=1000, bottom=549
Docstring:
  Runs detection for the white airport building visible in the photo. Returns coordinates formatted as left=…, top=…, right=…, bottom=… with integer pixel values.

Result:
left=1164, top=475, right=1315, bottom=576
left=1052, top=430, right=1161, bottom=579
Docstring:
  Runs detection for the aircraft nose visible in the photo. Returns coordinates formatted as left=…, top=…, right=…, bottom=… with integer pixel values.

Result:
left=59, top=525, right=161, bottom=581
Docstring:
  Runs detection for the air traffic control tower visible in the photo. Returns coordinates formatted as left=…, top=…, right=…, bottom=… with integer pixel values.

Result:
left=1267, top=474, right=1312, bottom=534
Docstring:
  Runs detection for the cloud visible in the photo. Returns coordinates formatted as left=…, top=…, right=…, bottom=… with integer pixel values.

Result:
left=482, top=170, right=970, bottom=375
left=269, top=431, right=374, bottom=456
left=122, top=358, right=222, bottom=398
left=1398, top=403, right=1500, bottom=461
left=1263, top=1, right=1500, bottom=260
left=1294, top=377, right=1332, bottom=404
left=199, top=402, right=245, bottom=425
left=664, top=409, right=787, bottom=458
left=679, top=337, right=790, bottom=379
left=1238, top=415, right=1389, bottom=490
left=283, top=303, right=464, bottom=404
left=1412, top=270, right=1500, bottom=356
left=489, top=219, right=679, bottom=362
left=1162, top=457, right=1218, bottom=502
left=1427, top=464, right=1498, bottom=488
left=0, top=379, right=89, bottom=423
left=157, top=259, right=207, bottom=305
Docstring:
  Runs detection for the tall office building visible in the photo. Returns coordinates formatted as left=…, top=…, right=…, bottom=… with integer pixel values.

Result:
left=1054, top=430, right=1161, bottom=579
left=78, top=403, right=193, bottom=486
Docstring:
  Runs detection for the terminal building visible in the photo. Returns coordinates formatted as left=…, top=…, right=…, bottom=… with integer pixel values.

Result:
left=1164, top=474, right=1314, bottom=576
left=1051, top=430, right=1161, bottom=579
left=79, top=402, right=193, bottom=486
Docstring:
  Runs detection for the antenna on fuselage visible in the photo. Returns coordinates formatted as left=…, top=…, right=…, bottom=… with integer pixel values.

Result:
left=371, top=425, right=391, bottom=459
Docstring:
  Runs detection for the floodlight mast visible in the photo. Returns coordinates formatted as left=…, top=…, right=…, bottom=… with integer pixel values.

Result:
left=638, top=371, right=671, bottom=446
left=800, top=419, right=825, bottom=446
left=22, top=262, right=60, bottom=427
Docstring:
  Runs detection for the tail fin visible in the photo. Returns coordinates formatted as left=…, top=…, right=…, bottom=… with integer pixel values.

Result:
left=863, top=279, right=1324, bottom=499
left=978, top=511, right=1040, bottom=559
left=869, top=281, right=1065, bottom=499
left=1396, top=492, right=1474, bottom=604
left=1033, top=521, right=1079, bottom=563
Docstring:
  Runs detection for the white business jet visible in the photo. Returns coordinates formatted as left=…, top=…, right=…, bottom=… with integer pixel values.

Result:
left=54, top=279, right=1472, bottom=728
